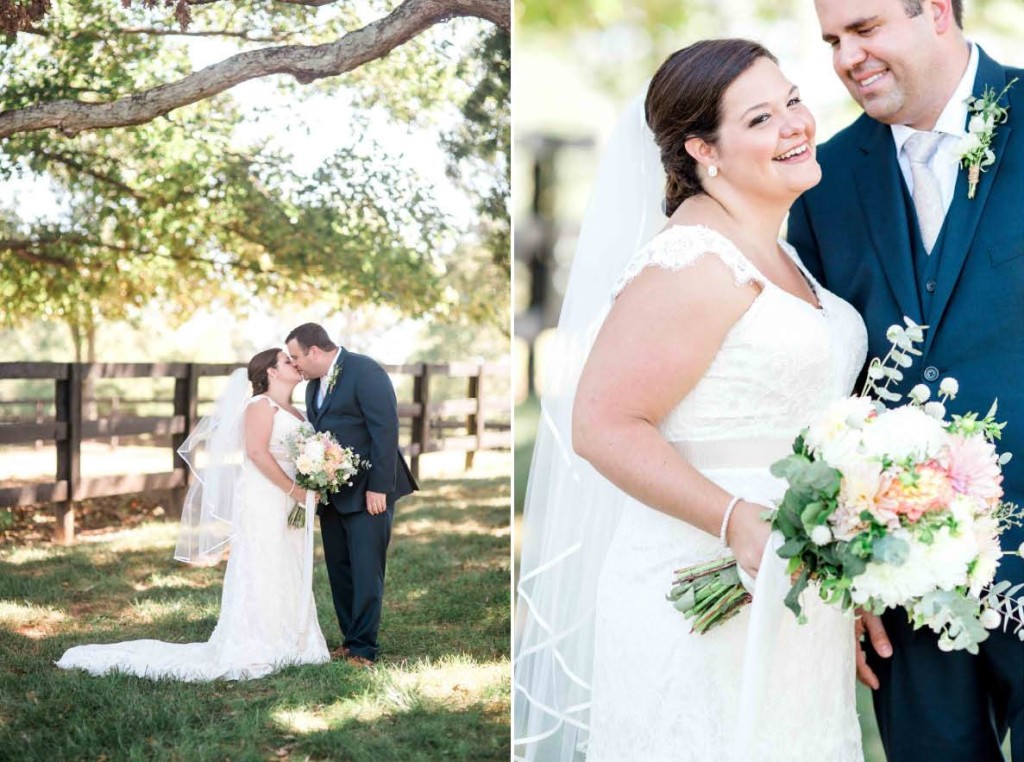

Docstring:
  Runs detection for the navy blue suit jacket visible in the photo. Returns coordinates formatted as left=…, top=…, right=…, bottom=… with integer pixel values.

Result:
left=789, top=47, right=1024, bottom=584
left=304, top=348, right=417, bottom=515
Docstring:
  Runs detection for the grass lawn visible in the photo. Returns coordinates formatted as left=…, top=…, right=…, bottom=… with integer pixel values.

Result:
left=0, top=462, right=510, bottom=761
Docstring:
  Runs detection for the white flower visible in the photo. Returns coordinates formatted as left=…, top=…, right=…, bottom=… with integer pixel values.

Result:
left=979, top=608, right=1002, bottom=629
left=295, top=454, right=314, bottom=474
left=909, top=384, right=931, bottom=405
left=957, top=132, right=982, bottom=154
left=851, top=526, right=975, bottom=609
left=968, top=513, right=1002, bottom=597
left=924, top=401, right=947, bottom=420
left=811, top=525, right=833, bottom=546
left=860, top=405, right=948, bottom=462
left=1018, top=541, right=1024, bottom=557
left=938, top=634, right=955, bottom=652
left=968, top=114, right=988, bottom=134
left=304, top=440, right=326, bottom=463
left=806, top=396, right=874, bottom=466
left=939, top=378, right=959, bottom=398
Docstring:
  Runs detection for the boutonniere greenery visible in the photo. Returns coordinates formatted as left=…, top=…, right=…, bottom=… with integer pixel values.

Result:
left=325, top=364, right=341, bottom=394
left=957, top=77, right=1017, bottom=199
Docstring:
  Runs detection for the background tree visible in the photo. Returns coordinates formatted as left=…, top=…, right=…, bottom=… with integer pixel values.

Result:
left=0, top=0, right=509, bottom=360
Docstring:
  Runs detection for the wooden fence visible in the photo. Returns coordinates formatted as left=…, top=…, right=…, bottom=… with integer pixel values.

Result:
left=0, top=361, right=510, bottom=543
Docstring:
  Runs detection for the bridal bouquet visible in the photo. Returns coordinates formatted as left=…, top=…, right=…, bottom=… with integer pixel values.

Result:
left=285, top=423, right=369, bottom=528
left=669, top=318, right=1024, bottom=652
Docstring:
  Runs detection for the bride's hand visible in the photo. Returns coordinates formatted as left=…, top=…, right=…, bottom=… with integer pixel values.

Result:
left=725, top=501, right=772, bottom=580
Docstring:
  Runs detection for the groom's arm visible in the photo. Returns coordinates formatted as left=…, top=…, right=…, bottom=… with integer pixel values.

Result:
left=354, top=361, right=400, bottom=496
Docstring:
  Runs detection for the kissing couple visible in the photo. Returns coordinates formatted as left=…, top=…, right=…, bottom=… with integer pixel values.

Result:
left=57, top=322, right=417, bottom=679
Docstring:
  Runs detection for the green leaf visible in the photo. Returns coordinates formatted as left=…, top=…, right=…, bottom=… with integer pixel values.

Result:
left=784, top=567, right=811, bottom=619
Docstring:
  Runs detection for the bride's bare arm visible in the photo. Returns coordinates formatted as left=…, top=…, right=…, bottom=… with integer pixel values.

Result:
left=573, top=255, right=770, bottom=574
left=244, top=400, right=314, bottom=505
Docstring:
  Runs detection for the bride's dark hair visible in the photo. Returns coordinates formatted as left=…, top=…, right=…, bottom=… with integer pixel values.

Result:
left=248, top=348, right=281, bottom=396
left=646, top=39, right=777, bottom=216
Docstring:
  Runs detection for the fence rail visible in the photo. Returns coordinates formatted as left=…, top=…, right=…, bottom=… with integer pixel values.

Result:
left=0, top=361, right=509, bottom=543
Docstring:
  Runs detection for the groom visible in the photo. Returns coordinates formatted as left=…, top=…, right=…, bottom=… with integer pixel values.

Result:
left=285, top=323, right=417, bottom=666
left=789, top=1, right=1024, bottom=759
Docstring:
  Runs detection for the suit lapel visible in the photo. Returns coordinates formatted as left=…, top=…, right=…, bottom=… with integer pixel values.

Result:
left=305, top=376, right=321, bottom=425
left=318, top=348, right=347, bottom=411
left=924, top=49, right=1012, bottom=356
left=852, top=118, right=923, bottom=323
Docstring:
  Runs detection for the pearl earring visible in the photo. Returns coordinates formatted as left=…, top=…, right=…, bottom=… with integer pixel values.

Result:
left=707, top=165, right=719, bottom=178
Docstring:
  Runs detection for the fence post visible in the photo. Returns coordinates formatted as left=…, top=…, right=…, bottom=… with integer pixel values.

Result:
left=465, top=367, right=484, bottom=471
left=411, top=364, right=431, bottom=481
left=54, top=363, right=82, bottom=545
left=34, top=400, right=44, bottom=450
left=170, top=364, right=198, bottom=517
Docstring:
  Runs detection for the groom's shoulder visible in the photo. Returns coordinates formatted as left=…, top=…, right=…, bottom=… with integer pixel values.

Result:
left=345, top=350, right=387, bottom=375
left=816, top=112, right=874, bottom=168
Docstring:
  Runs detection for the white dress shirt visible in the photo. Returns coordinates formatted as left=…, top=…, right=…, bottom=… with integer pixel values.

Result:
left=317, top=349, right=341, bottom=407
left=890, top=42, right=979, bottom=218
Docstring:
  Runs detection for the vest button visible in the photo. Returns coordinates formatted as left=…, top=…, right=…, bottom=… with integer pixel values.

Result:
left=925, top=280, right=937, bottom=293
left=923, top=366, right=940, bottom=382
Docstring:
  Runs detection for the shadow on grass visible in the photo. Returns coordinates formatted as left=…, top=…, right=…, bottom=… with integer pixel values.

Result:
left=0, top=474, right=510, bottom=760
left=286, top=700, right=509, bottom=762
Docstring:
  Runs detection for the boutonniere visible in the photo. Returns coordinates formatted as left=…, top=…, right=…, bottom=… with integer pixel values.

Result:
left=325, top=364, right=341, bottom=394
left=956, top=77, right=1017, bottom=199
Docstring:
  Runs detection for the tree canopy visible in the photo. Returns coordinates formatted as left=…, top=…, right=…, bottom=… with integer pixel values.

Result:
left=0, top=0, right=509, bottom=358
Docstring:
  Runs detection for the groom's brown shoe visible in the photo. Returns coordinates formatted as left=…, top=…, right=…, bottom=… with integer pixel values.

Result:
left=330, top=645, right=350, bottom=660
left=345, top=655, right=374, bottom=669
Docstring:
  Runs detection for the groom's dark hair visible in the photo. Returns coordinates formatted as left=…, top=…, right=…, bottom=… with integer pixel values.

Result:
left=286, top=323, right=338, bottom=352
left=901, top=0, right=962, bottom=28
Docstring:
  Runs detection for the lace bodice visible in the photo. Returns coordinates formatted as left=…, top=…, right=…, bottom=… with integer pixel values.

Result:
left=247, top=395, right=305, bottom=466
left=586, top=225, right=866, bottom=762
left=612, top=225, right=868, bottom=444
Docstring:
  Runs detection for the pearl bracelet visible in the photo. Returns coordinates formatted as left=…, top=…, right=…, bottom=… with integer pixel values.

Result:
left=287, top=481, right=297, bottom=497
left=719, top=495, right=743, bottom=547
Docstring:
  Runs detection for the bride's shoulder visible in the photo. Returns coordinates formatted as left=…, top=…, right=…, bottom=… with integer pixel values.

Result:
left=612, top=224, right=761, bottom=298
left=246, top=395, right=280, bottom=413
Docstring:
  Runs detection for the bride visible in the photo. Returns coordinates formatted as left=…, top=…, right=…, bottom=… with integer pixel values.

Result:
left=514, top=40, right=866, bottom=761
left=57, top=348, right=330, bottom=681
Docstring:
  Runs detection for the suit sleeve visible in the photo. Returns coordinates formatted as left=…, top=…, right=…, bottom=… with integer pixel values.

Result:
left=355, top=361, right=400, bottom=493
left=787, top=195, right=827, bottom=288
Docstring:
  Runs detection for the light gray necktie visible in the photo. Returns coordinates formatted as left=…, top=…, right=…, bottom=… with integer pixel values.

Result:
left=317, top=373, right=328, bottom=408
left=903, top=131, right=945, bottom=254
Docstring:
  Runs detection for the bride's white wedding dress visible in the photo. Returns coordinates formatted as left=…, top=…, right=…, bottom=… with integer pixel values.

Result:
left=584, top=225, right=867, bottom=762
left=56, top=396, right=329, bottom=681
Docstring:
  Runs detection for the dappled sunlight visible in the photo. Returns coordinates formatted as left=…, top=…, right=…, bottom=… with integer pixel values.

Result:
left=0, top=600, right=67, bottom=639
left=85, top=522, right=179, bottom=553
left=272, top=694, right=391, bottom=735
left=394, top=517, right=509, bottom=539
left=0, top=545, right=70, bottom=566
left=389, top=658, right=508, bottom=708
left=126, top=596, right=220, bottom=626
left=273, top=707, right=331, bottom=734
left=132, top=572, right=213, bottom=592
left=270, top=657, right=509, bottom=737
left=416, top=452, right=511, bottom=481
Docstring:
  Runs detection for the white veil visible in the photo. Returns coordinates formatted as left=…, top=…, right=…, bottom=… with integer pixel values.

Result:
left=174, top=368, right=250, bottom=566
left=513, top=92, right=667, bottom=761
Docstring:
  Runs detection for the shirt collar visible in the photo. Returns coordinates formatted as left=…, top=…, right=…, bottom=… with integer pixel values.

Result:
left=322, top=348, right=341, bottom=379
left=891, top=42, right=979, bottom=153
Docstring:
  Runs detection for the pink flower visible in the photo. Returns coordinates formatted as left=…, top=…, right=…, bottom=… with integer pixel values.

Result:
left=945, top=434, right=1003, bottom=506
left=874, top=461, right=954, bottom=523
